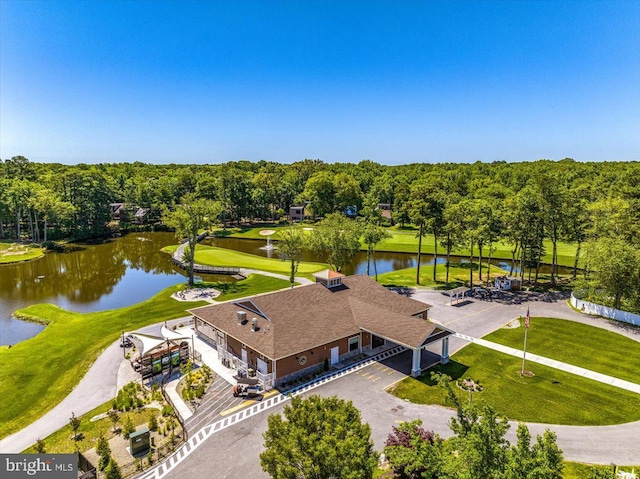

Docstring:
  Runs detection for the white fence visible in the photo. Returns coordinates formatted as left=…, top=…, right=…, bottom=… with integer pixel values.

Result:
left=571, top=292, right=640, bottom=326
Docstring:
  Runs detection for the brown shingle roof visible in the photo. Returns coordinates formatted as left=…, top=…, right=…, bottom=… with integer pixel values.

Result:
left=188, top=274, right=434, bottom=360
left=348, top=297, right=437, bottom=349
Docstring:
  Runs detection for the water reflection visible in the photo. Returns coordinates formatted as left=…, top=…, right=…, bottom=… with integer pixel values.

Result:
left=0, top=232, right=235, bottom=344
left=201, top=237, right=573, bottom=277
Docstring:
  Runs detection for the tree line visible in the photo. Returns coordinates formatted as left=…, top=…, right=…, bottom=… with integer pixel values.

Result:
left=2, top=156, right=639, bottom=309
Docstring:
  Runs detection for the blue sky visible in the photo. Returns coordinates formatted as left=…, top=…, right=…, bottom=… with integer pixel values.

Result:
left=1, top=0, right=638, bottom=165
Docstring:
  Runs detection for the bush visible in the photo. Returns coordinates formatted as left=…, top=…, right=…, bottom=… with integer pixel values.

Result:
left=98, top=453, right=111, bottom=472
left=162, top=404, right=174, bottom=416
left=122, top=416, right=135, bottom=439
left=148, top=414, right=158, bottom=432
left=34, top=438, right=46, bottom=453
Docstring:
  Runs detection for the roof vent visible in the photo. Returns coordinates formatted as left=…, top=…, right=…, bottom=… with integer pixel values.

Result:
left=237, top=311, right=247, bottom=325
left=251, top=318, right=259, bottom=332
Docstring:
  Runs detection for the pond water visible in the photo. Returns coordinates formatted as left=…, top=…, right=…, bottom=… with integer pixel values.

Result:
left=1, top=232, right=574, bottom=346
left=0, top=232, right=233, bottom=346
left=201, top=237, right=574, bottom=277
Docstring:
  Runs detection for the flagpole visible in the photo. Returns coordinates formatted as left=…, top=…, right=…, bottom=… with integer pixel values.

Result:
left=521, top=307, right=530, bottom=376
left=521, top=325, right=528, bottom=376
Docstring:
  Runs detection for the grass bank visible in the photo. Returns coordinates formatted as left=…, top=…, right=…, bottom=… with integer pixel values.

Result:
left=484, top=317, right=640, bottom=384
left=388, top=343, right=640, bottom=425
left=0, top=274, right=288, bottom=439
left=376, top=262, right=510, bottom=289
left=162, top=244, right=328, bottom=280
left=212, top=224, right=579, bottom=267
left=0, top=240, right=45, bottom=264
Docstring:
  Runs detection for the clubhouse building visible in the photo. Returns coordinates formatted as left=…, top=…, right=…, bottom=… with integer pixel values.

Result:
left=189, top=271, right=453, bottom=389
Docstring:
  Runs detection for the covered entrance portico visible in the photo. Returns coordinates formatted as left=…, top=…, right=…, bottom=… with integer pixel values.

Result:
left=360, top=325, right=454, bottom=378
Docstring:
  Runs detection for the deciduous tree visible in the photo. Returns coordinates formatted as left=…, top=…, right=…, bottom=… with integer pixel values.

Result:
left=163, top=193, right=222, bottom=286
left=276, top=227, right=306, bottom=287
left=309, top=213, right=360, bottom=272
left=260, top=395, right=376, bottom=479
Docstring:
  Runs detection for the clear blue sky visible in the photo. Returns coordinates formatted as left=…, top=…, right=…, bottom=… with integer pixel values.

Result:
left=1, top=0, right=638, bottom=165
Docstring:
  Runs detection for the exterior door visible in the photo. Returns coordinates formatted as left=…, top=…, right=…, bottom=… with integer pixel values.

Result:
left=372, top=335, right=385, bottom=348
left=241, top=348, right=248, bottom=364
left=330, top=346, right=339, bottom=365
left=257, top=358, right=268, bottom=374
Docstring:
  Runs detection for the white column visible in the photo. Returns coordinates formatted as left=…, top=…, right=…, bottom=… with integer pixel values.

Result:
left=411, top=348, right=421, bottom=377
left=441, top=337, right=449, bottom=364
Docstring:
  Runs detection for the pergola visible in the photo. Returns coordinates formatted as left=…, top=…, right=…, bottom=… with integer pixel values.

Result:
left=447, top=286, right=470, bottom=306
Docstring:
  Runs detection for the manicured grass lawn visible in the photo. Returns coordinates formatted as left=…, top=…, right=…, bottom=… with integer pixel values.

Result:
left=0, top=274, right=288, bottom=439
left=376, top=262, right=510, bottom=288
left=0, top=241, right=45, bottom=263
left=388, top=343, right=640, bottom=425
left=22, top=399, right=161, bottom=454
left=563, top=462, right=639, bottom=478
left=213, top=224, right=579, bottom=267
left=485, top=317, right=640, bottom=384
left=162, top=244, right=328, bottom=279
left=208, top=274, right=293, bottom=301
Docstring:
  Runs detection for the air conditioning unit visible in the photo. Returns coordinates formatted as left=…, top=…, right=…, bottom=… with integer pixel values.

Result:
left=237, top=311, right=247, bottom=324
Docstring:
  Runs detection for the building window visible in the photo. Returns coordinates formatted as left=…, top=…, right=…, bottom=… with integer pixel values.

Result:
left=349, top=336, right=360, bottom=352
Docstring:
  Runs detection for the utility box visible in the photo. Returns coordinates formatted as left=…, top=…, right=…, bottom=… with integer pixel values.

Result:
left=129, top=427, right=150, bottom=456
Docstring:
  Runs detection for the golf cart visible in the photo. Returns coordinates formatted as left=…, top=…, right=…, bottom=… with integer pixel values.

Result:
left=233, top=376, right=261, bottom=398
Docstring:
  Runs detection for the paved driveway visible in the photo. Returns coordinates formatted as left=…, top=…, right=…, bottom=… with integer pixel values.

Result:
left=166, top=352, right=640, bottom=479
left=164, top=293, right=640, bottom=477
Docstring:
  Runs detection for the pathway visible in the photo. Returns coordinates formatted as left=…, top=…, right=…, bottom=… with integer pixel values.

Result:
left=456, top=333, right=640, bottom=394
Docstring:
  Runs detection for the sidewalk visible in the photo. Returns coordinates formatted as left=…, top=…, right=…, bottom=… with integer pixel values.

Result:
left=174, top=327, right=237, bottom=385
left=163, top=371, right=193, bottom=422
left=456, top=333, right=640, bottom=394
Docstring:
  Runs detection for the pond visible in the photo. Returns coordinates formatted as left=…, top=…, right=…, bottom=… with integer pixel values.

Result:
left=1, top=232, right=574, bottom=346
left=201, top=237, right=574, bottom=277
left=0, top=232, right=233, bottom=346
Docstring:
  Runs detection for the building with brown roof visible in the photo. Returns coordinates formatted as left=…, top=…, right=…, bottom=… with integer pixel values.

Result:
left=189, top=271, right=454, bottom=388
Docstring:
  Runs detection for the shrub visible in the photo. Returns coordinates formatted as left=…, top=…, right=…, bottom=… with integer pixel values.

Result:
left=34, top=438, right=46, bottom=453
left=122, top=416, right=135, bottom=439
left=98, top=453, right=111, bottom=472
left=148, top=414, right=158, bottom=432
left=162, top=404, right=174, bottom=417
left=104, top=458, right=122, bottom=479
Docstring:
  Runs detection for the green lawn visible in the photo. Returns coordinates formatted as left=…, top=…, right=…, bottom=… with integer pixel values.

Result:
left=212, top=224, right=580, bottom=267
left=563, top=462, right=639, bottom=479
left=0, top=241, right=45, bottom=264
left=388, top=343, right=640, bottom=425
left=485, top=317, right=640, bottom=384
left=0, top=274, right=289, bottom=439
left=162, top=244, right=328, bottom=279
left=376, top=262, right=510, bottom=289
left=208, top=274, right=293, bottom=301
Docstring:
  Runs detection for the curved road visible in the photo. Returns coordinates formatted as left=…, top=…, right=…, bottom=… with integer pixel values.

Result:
left=2, top=287, right=639, bottom=467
